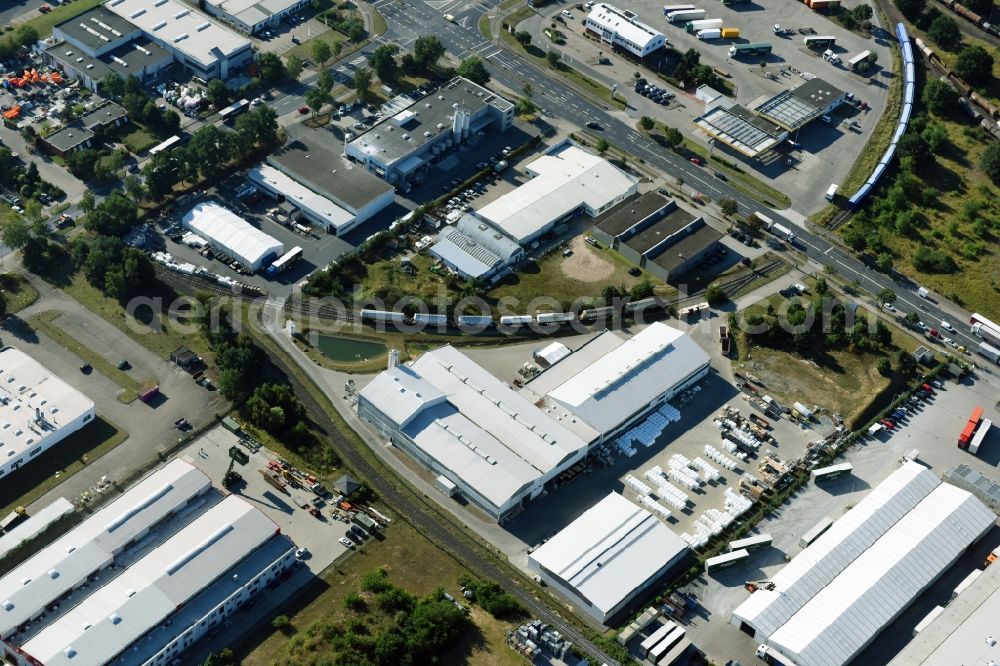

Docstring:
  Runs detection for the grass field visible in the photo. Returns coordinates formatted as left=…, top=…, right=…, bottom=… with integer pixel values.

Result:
left=371, top=7, right=387, bottom=36
left=122, top=126, right=158, bottom=154
left=479, top=13, right=492, bottom=40
left=0, top=273, right=38, bottom=314
left=288, top=29, right=350, bottom=63
left=0, top=416, right=126, bottom=516
left=238, top=492, right=521, bottom=665
left=29, top=311, right=154, bottom=403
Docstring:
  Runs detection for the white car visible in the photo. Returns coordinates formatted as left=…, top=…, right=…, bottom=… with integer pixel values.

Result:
left=294, top=547, right=309, bottom=559
left=339, top=537, right=355, bottom=548
left=944, top=337, right=958, bottom=348
left=918, top=321, right=927, bottom=331
left=251, top=97, right=262, bottom=106
left=941, top=321, right=955, bottom=332
left=882, top=303, right=896, bottom=313
left=561, top=9, right=573, bottom=17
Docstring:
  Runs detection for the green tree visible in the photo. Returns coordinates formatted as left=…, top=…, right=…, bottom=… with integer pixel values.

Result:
left=894, top=0, right=925, bottom=19
left=922, top=123, right=948, bottom=154
left=515, top=30, right=532, bottom=45
left=546, top=50, right=561, bottom=68
left=206, top=79, right=230, bottom=109
left=719, top=198, right=738, bottom=216
left=662, top=126, right=683, bottom=149
left=955, top=45, right=994, bottom=86
left=285, top=54, right=305, bottom=80
left=413, top=36, right=445, bottom=70
left=353, top=67, right=373, bottom=97
left=123, top=174, right=147, bottom=203
left=305, top=87, right=330, bottom=118
left=877, top=287, right=896, bottom=304
left=629, top=278, right=654, bottom=301
left=921, top=78, right=958, bottom=115
left=913, top=245, right=958, bottom=273
left=187, top=125, right=229, bottom=182
left=1, top=215, right=31, bottom=250
left=235, top=106, right=280, bottom=148
left=79, top=190, right=96, bottom=215
left=369, top=43, right=399, bottom=82
left=317, top=67, right=335, bottom=94
left=100, top=72, right=125, bottom=99
left=639, top=116, right=655, bottom=130
left=515, top=96, right=537, bottom=115
left=815, top=276, right=829, bottom=295
left=257, top=52, right=286, bottom=81
left=876, top=251, right=894, bottom=272
left=312, top=39, right=332, bottom=67
left=143, top=152, right=180, bottom=200
left=596, top=137, right=609, bottom=153
left=271, top=615, right=292, bottom=634
left=457, top=56, right=490, bottom=85
left=981, top=141, right=1000, bottom=184
left=706, top=283, right=726, bottom=306
left=928, top=15, right=961, bottom=50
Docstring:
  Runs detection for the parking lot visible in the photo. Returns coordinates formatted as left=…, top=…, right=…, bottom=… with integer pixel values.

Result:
left=679, top=371, right=1000, bottom=664
left=533, top=0, right=895, bottom=213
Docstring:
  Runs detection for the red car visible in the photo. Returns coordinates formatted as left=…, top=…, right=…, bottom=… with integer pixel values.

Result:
left=690, top=157, right=702, bottom=166
left=298, top=106, right=309, bottom=114
left=39, top=4, right=51, bottom=12
left=881, top=418, right=895, bottom=430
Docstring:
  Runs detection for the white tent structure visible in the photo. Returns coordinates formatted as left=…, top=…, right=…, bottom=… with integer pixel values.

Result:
left=181, top=202, right=283, bottom=271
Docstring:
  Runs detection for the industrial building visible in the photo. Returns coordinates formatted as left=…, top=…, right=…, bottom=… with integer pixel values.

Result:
left=0, top=347, right=96, bottom=481
left=520, top=322, right=710, bottom=443
left=345, top=77, right=514, bottom=189
left=52, top=0, right=254, bottom=83
left=181, top=202, right=283, bottom=271
left=0, top=460, right=298, bottom=666
left=731, top=462, right=995, bottom=666
left=356, top=345, right=591, bottom=521
left=693, top=78, right=844, bottom=158
left=474, top=141, right=638, bottom=247
left=585, top=3, right=666, bottom=58
left=428, top=213, right=524, bottom=280
left=260, top=134, right=396, bottom=234
left=889, top=553, right=1000, bottom=665
left=592, top=192, right=722, bottom=281
left=528, top=492, right=688, bottom=624
left=203, top=0, right=309, bottom=34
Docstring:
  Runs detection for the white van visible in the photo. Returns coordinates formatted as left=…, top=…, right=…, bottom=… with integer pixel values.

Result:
left=825, top=183, right=838, bottom=201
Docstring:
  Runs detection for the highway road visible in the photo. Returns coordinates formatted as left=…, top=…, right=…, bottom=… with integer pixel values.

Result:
left=361, top=0, right=995, bottom=373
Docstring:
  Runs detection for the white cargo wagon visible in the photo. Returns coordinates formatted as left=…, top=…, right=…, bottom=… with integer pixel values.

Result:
left=811, top=462, right=853, bottom=482
left=800, top=516, right=833, bottom=547
left=913, top=606, right=945, bottom=636
left=969, top=419, right=992, bottom=455
left=706, top=548, right=750, bottom=573
left=729, top=533, right=772, bottom=552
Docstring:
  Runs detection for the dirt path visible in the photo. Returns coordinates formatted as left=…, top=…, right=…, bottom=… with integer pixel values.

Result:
left=560, top=236, right=614, bottom=282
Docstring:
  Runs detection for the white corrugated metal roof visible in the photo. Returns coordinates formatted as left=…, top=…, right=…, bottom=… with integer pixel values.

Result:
left=476, top=145, right=637, bottom=244
left=0, top=460, right=211, bottom=640
left=22, top=495, right=279, bottom=666
left=359, top=346, right=592, bottom=512
left=429, top=228, right=502, bottom=279
left=536, top=342, right=571, bottom=365
left=545, top=323, right=709, bottom=435
left=181, top=202, right=283, bottom=270
left=767, top=483, right=995, bottom=666
left=529, top=493, right=687, bottom=616
left=0, top=498, right=75, bottom=562
left=0, top=346, right=96, bottom=470
left=732, top=462, right=940, bottom=637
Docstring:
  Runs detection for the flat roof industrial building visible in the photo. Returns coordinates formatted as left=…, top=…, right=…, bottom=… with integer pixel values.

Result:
left=0, top=347, right=96, bottom=481
left=204, top=0, right=308, bottom=34
left=529, top=492, right=688, bottom=623
left=593, top=192, right=722, bottom=281
left=521, top=322, right=710, bottom=443
left=0, top=460, right=298, bottom=666
left=429, top=213, right=525, bottom=280
left=889, top=555, right=1000, bottom=665
left=474, top=141, right=638, bottom=246
left=753, top=78, right=847, bottom=132
left=585, top=3, right=665, bottom=58
left=44, top=35, right=172, bottom=92
left=263, top=133, right=396, bottom=234
left=345, top=77, right=514, bottom=189
left=357, top=345, right=591, bottom=521
left=181, top=202, right=283, bottom=271
left=731, top=462, right=995, bottom=666
left=694, top=104, right=787, bottom=159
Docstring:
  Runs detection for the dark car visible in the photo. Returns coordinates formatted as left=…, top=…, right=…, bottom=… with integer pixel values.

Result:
left=585, top=120, right=601, bottom=130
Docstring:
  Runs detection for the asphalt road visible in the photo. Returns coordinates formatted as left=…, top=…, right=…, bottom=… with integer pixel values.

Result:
left=363, top=0, right=994, bottom=382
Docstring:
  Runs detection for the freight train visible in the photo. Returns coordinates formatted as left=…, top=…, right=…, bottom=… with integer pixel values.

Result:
left=914, top=37, right=1000, bottom=135
left=940, top=0, right=1000, bottom=37
left=359, top=297, right=669, bottom=330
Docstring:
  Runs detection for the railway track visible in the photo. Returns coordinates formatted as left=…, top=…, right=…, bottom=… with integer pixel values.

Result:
left=153, top=266, right=267, bottom=301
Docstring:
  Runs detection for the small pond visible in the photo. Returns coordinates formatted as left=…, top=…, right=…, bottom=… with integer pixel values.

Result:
left=315, top=335, right=387, bottom=364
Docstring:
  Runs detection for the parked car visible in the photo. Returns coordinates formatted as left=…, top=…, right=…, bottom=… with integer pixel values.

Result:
left=339, top=537, right=355, bottom=548
left=298, top=106, right=309, bottom=114
left=690, top=157, right=702, bottom=166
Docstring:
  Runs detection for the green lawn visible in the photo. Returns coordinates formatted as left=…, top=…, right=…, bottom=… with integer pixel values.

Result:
left=479, top=13, right=492, bottom=41
left=0, top=273, right=38, bottom=314
left=371, top=8, right=387, bottom=36
left=13, top=0, right=104, bottom=36
left=288, top=28, right=349, bottom=63
left=29, top=311, right=155, bottom=403
left=0, top=416, right=127, bottom=516
left=123, top=127, right=158, bottom=154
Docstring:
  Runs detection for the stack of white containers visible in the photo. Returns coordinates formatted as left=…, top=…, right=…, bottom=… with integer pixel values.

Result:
left=624, top=474, right=652, bottom=496
left=704, top=444, right=739, bottom=470
left=640, top=495, right=672, bottom=521
left=692, top=457, right=721, bottom=482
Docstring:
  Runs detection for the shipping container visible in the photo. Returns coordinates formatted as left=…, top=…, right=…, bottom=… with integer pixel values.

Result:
left=648, top=626, right=686, bottom=662
left=360, top=309, right=407, bottom=323
left=913, top=606, right=945, bottom=636
left=662, top=3, right=696, bottom=14
left=803, top=35, right=837, bottom=49
left=811, top=462, right=853, bottom=482
left=457, top=314, right=494, bottom=327
left=535, top=311, right=575, bottom=324
left=793, top=402, right=813, bottom=419
left=698, top=28, right=722, bottom=39
left=641, top=622, right=677, bottom=656
left=411, top=313, right=448, bottom=326
left=266, top=246, right=303, bottom=275
left=969, top=419, right=992, bottom=455
left=499, top=315, right=533, bottom=326
left=959, top=406, right=985, bottom=447
left=970, top=313, right=1000, bottom=347
left=729, top=533, right=772, bottom=551
left=706, top=548, right=750, bottom=572
left=721, top=27, right=740, bottom=38
left=951, top=570, right=982, bottom=600
left=847, top=50, right=873, bottom=71
left=978, top=342, right=1000, bottom=363
left=800, top=516, right=833, bottom=547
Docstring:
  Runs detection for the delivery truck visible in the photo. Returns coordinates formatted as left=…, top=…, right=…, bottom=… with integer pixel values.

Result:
left=667, top=8, right=705, bottom=21
left=698, top=28, right=722, bottom=39
left=686, top=17, right=723, bottom=31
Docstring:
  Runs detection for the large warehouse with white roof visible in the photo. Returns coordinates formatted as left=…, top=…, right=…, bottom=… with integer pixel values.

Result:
left=731, top=462, right=995, bottom=666
left=474, top=141, right=638, bottom=246
left=0, top=347, right=95, bottom=481
left=182, top=201, right=283, bottom=271
left=521, top=322, right=710, bottom=443
left=0, top=460, right=298, bottom=666
left=356, top=345, right=592, bottom=521
left=529, top=492, right=688, bottom=623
